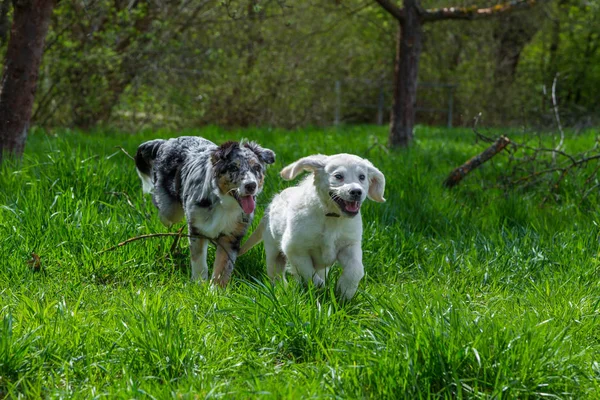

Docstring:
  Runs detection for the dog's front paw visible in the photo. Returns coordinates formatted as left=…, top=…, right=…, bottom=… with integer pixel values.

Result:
left=211, top=272, right=232, bottom=289
left=191, top=269, right=209, bottom=282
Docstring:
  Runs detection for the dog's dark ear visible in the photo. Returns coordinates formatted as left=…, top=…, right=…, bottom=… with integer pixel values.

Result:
left=280, top=155, right=328, bottom=180
left=244, top=142, right=275, bottom=165
left=211, top=141, right=239, bottom=164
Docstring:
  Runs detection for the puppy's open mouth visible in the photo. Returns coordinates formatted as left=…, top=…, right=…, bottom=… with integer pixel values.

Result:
left=329, top=192, right=361, bottom=216
left=232, top=192, right=256, bottom=214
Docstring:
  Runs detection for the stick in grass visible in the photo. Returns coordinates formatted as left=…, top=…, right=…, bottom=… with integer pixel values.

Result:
left=443, top=135, right=511, bottom=188
left=169, top=226, right=185, bottom=255
left=97, top=232, right=236, bottom=266
left=115, top=146, right=135, bottom=161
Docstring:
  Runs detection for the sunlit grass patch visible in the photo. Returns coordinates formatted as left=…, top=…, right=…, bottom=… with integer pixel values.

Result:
left=1, top=125, right=599, bottom=398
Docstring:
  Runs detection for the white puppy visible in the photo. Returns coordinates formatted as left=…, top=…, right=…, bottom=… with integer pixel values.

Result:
left=240, top=153, right=385, bottom=300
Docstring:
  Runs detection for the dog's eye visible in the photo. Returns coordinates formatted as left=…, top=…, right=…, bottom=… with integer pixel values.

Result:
left=359, top=174, right=366, bottom=181
left=334, top=174, right=343, bottom=180
left=253, top=165, right=262, bottom=173
left=229, top=165, right=239, bottom=173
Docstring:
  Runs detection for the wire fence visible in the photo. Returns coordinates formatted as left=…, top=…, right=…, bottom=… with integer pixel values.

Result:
left=333, top=79, right=457, bottom=128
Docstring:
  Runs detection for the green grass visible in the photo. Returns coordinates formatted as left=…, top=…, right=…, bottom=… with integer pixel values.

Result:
left=1, top=125, right=600, bottom=398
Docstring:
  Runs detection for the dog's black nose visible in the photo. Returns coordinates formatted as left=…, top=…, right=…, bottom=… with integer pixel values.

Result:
left=349, top=188, right=362, bottom=197
left=245, top=182, right=257, bottom=193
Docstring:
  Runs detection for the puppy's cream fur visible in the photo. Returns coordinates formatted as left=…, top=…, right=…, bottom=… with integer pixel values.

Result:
left=241, top=153, right=385, bottom=300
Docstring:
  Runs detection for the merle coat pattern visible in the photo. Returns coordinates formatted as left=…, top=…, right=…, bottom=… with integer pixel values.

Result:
left=135, top=136, right=275, bottom=286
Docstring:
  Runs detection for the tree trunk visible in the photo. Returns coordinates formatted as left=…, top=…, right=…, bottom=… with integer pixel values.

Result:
left=0, top=0, right=56, bottom=161
left=375, top=0, right=540, bottom=148
left=493, top=13, right=539, bottom=89
left=389, top=0, right=422, bottom=148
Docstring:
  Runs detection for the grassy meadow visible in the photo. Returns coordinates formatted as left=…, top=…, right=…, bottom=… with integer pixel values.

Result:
left=1, top=125, right=600, bottom=398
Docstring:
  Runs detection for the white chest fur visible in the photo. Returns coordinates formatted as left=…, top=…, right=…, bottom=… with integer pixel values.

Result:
left=282, top=209, right=362, bottom=269
left=315, top=217, right=361, bottom=267
left=189, top=196, right=246, bottom=239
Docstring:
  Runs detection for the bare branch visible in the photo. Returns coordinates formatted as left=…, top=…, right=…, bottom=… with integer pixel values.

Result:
left=169, top=226, right=185, bottom=255
left=97, top=233, right=193, bottom=254
left=373, top=0, right=404, bottom=21
left=444, top=114, right=600, bottom=205
left=114, top=146, right=135, bottom=161
left=422, top=0, right=539, bottom=23
left=472, top=113, right=496, bottom=143
left=443, top=136, right=511, bottom=188
left=551, top=73, right=565, bottom=163
left=97, top=231, right=237, bottom=266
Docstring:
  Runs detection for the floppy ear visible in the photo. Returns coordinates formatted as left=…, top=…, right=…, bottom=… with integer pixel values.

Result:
left=211, top=141, right=239, bottom=164
left=244, top=141, right=276, bottom=165
left=364, top=160, right=386, bottom=203
left=280, top=155, right=328, bottom=180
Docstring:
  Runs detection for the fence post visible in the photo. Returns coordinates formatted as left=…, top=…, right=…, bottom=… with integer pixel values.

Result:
left=376, top=87, right=384, bottom=125
left=334, top=80, right=341, bottom=126
left=447, top=86, right=454, bottom=128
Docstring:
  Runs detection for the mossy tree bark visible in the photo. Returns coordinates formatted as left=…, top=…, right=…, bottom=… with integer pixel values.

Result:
left=0, top=0, right=56, bottom=162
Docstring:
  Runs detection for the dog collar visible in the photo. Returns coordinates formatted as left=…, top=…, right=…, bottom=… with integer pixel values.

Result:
left=325, top=212, right=340, bottom=218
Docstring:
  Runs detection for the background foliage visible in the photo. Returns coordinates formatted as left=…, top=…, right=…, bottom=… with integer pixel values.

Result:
left=0, top=0, right=594, bottom=131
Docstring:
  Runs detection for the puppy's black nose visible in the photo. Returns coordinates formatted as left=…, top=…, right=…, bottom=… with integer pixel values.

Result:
left=245, top=182, right=257, bottom=193
left=349, top=188, right=362, bottom=197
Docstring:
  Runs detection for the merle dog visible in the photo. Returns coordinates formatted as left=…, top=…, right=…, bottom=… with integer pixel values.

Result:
left=135, top=136, right=275, bottom=286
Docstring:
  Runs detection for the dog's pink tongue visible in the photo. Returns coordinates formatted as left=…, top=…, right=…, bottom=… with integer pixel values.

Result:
left=345, top=201, right=360, bottom=212
left=240, top=195, right=256, bottom=214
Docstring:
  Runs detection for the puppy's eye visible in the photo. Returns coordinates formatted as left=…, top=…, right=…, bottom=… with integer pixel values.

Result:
left=359, top=174, right=366, bottom=181
left=253, top=165, right=262, bottom=173
left=334, top=174, right=343, bottom=180
left=229, top=165, right=239, bottom=173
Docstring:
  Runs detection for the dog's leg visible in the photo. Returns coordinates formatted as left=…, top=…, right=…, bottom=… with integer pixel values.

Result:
left=315, top=267, right=330, bottom=283
left=336, top=244, right=365, bottom=301
left=211, top=236, right=239, bottom=288
left=264, top=236, right=286, bottom=282
left=189, top=230, right=209, bottom=281
left=266, top=251, right=287, bottom=282
left=155, top=194, right=184, bottom=226
left=286, top=252, right=323, bottom=287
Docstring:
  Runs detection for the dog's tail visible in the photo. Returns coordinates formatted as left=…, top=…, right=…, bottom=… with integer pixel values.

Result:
left=239, top=217, right=267, bottom=256
left=135, top=139, right=165, bottom=193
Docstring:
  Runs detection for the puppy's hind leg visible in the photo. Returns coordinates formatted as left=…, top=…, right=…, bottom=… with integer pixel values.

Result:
left=266, top=251, right=287, bottom=283
left=315, top=267, right=330, bottom=283
left=286, top=251, right=324, bottom=287
left=263, top=235, right=286, bottom=282
left=189, top=227, right=209, bottom=281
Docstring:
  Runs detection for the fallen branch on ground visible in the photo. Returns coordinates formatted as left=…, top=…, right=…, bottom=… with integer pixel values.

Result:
left=97, top=231, right=236, bottom=265
left=97, top=233, right=195, bottom=254
left=444, top=112, right=600, bottom=205
left=443, top=135, right=511, bottom=188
